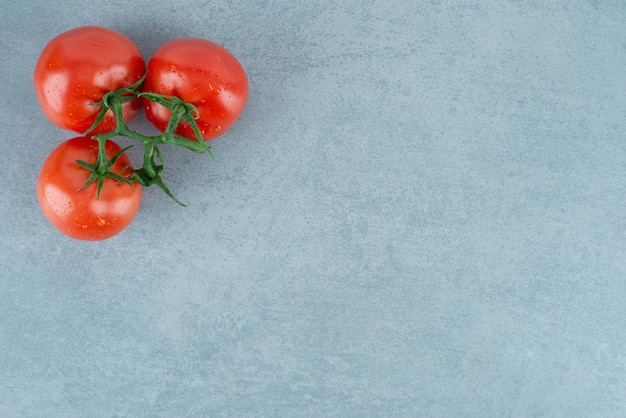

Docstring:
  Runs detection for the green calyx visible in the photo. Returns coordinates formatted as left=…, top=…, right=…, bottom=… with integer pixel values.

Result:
left=78, top=75, right=214, bottom=206
left=76, top=135, right=134, bottom=199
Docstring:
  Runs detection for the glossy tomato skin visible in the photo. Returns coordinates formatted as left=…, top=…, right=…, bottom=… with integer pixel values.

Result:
left=37, top=137, right=142, bottom=241
left=143, top=38, right=248, bottom=141
left=34, top=26, right=145, bottom=135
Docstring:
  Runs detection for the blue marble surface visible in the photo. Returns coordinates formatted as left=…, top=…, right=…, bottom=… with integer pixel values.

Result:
left=1, top=0, right=626, bottom=416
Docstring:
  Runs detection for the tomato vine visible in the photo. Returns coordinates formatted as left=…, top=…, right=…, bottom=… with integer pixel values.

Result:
left=82, top=76, right=215, bottom=206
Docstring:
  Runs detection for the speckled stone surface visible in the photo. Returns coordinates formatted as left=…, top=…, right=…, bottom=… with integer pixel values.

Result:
left=1, top=0, right=626, bottom=416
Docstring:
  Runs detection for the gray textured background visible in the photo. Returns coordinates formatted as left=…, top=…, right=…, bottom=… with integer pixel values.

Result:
left=1, top=0, right=626, bottom=416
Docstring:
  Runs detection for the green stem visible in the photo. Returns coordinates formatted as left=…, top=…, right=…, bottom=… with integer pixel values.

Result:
left=96, top=135, right=108, bottom=175
left=142, top=143, right=157, bottom=180
left=80, top=73, right=217, bottom=204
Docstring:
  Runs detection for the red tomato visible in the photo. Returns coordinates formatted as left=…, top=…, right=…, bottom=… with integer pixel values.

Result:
left=37, top=136, right=142, bottom=241
left=142, top=38, right=248, bottom=141
left=34, top=26, right=145, bottom=135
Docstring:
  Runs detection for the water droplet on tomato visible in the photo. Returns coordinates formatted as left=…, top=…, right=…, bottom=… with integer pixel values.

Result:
left=96, top=216, right=106, bottom=227
left=208, top=81, right=221, bottom=95
left=215, top=125, right=222, bottom=132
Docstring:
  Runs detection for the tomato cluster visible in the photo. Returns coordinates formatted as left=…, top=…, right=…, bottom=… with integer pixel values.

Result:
left=34, top=26, right=249, bottom=241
